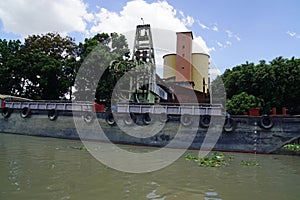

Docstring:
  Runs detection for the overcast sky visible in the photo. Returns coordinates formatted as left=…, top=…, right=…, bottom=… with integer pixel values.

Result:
left=0, top=0, right=299, bottom=74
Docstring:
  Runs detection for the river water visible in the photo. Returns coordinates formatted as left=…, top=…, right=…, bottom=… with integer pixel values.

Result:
left=0, top=133, right=299, bottom=200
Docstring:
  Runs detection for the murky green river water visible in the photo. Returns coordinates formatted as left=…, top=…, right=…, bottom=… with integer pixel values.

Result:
left=0, top=133, right=299, bottom=200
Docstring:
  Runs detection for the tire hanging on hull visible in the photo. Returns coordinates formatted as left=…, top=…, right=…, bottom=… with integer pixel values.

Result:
left=180, top=114, right=193, bottom=127
left=84, top=111, right=94, bottom=123
left=223, top=117, right=236, bottom=132
left=123, top=112, right=137, bottom=126
left=200, top=115, right=211, bottom=128
left=158, top=112, right=169, bottom=123
left=2, top=107, right=12, bottom=118
left=20, top=107, right=30, bottom=118
left=48, top=109, right=58, bottom=121
left=143, top=113, right=152, bottom=125
left=105, top=112, right=115, bottom=126
left=259, top=116, right=274, bottom=129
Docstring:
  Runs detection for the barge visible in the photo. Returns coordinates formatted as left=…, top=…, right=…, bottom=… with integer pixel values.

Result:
left=0, top=99, right=300, bottom=154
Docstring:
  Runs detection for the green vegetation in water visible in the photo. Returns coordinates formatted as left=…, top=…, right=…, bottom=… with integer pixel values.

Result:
left=241, top=160, right=260, bottom=166
left=282, top=144, right=300, bottom=151
left=185, top=152, right=232, bottom=167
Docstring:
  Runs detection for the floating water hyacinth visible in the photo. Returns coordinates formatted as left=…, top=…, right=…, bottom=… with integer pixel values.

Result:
left=241, top=160, right=260, bottom=166
left=185, top=152, right=230, bottom=167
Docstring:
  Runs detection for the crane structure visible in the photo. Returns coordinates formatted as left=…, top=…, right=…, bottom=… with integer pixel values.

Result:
left=110, top=24, right=167, bottom=104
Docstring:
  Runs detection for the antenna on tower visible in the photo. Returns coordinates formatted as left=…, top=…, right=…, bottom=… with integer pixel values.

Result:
left=141, top=18, right=145, bottom=25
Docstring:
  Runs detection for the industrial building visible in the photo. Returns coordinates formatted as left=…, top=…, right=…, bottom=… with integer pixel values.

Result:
left=163, top=31, right=210, bottom=93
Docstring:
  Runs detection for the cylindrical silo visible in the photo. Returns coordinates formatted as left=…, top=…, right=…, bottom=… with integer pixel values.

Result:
left=163, top=54, right=176, bottom=80
left=192, top=53, right=210, bottom=92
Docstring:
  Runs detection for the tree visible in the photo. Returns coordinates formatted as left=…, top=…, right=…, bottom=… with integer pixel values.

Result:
left=0, top=39, right=22, bottom=95
left=221, top=56, right=300, bottom=114
left=226, top=92, right=263, bottom=115
left=75, top=33, right=130, bottom=104
left=18, top=33, right=78, bottom=99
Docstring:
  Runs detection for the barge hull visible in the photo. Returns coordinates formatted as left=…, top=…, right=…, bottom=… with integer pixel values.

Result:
left=1, top=111, right=300, bottom=154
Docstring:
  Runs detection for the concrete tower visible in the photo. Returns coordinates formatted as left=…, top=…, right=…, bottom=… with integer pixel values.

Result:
left=175, top=32, right=193, bottom=82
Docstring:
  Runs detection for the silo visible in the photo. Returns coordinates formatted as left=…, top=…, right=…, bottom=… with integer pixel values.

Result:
left=192, top=53, right=210, bottom=92
left=162, top=31, right=210, bottom=93
left=163, top=54, right=176, bottom=80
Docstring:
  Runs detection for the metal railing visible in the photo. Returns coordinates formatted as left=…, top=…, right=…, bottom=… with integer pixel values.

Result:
left=5, top=101, right=93, bottom=112
left=4, top=100, right=223, bottom=116
left=117, top=103, right=223, bottom=116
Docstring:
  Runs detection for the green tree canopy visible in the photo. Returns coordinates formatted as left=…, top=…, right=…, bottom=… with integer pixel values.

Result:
left=0, top=39, right=22, bottom=95
left=226, top=92, right=263, bottom=115
left=221, top=57, right=300, bottom=114
left=75, top=33, right=130, bottom=104
left=13, top=33, right=78, bottom=99
left=0, top=32, right=130, bottom=102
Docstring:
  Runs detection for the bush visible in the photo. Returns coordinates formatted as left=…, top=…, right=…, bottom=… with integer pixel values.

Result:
left=226, top=92, right=263, bottom=115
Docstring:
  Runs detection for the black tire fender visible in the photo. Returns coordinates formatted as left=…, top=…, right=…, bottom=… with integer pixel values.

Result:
left=223, top=117, right=236, bottom=132
left=143, top=112, right=152, bottom=125
left=259, top=116, right=274, bottom=129
left=2, top=107, right=12, bottom=118
left=123, top=112, right=137, bottom=125
left=181, top=114, right=193, bottom=127
left=105, top=112, right=115, bottom=126
left=20, top=107, right=30, bottom=118
left=159, top=112, right=169, bottom=123
left=84, top=111, right=94, bottom=124
left=200, top=115, right=211, bottom=128
left=48, top=109, right=58, bottom=121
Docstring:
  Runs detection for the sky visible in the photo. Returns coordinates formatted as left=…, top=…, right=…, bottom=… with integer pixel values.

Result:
left=0, top=0, right=300, bottom=75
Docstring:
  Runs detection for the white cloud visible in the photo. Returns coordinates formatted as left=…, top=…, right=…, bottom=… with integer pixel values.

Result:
left=197, top=21, right=219, bottom=33
left=217, top=42, right=223, bottom=48
left=287, top=31, right=296, bottom=37
left=216, top=40, right=232, bottom=49
left=208, top=46, right=215, bottom=52
left=193, top=36, right=212, bottom=54
left=0, top=0, right=92, bottom=36
left=225, top=30, right=240, bottom=41
left=212, top=25, right=218, bottom=32
left=197, top=20, right=209, bottom=30
left=287, top=31, right=300, bottom=39
left=0, top=0, right=214, bottom=58
left=226, top=41, right=232, bottom=46
left=225, top=30, right=233, bottom=37
left=178, top=11, right=194, bottom=27
left=90, top=0, right=211, bottom=55
left=90, top=0, right=188, bottom=34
